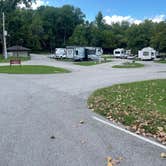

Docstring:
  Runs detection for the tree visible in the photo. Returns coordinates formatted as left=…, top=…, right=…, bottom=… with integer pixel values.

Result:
left=0, top=0, right=35, bottom=53
left=68, top=24, right=88, bottom=46
left=1, top=2, right=166, bottom=54
left=150, top=21, right=166, bottom=53
left=126, top=20, right=155, bottom=54
left=0, top=0, right=35, bottom=13
left=0, top=4, right=85, bottom=52
left=95, top=11, right=104, bottom=30
left=101, top=30, right=117, bottom=50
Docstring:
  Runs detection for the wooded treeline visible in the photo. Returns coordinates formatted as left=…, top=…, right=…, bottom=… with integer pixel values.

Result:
left=0, top=0, right=166, bottom=54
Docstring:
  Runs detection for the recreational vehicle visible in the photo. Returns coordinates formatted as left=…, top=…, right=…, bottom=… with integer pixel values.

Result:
left=85, top=47, right=103, bottom=60
left=66, top=46, right=103, bottom=61
left=113, top=48, right=127, bottom=58
left=138, top=47, right=157, bottom=60
left=66, top=46, right=84, bottom=60
left=55, top=48, right=66, bottom=58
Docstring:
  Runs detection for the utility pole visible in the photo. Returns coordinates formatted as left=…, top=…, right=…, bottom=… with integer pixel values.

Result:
left=2, top=12, right=7, bottom=59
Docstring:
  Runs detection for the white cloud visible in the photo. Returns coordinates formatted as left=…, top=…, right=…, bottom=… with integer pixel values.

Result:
left=31, top=0, right=45, bottom=9
left=150, top=15, right=165, bottom=23
left=104, top=15, right=142, bottom=25
left=103, top=14, right=166, bottom=25
left=18, top=0, right=49, bottom=10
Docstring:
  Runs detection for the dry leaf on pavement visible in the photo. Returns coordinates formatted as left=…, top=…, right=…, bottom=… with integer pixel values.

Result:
left=160, top=152, right=166, bottom=158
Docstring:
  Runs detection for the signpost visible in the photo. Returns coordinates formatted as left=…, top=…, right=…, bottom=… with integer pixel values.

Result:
left=10, top=59, right=21, bottom=67
left=2, top=12, right=7, bottom=59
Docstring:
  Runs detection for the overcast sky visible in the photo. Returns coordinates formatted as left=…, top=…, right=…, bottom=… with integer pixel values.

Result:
left=26, top=0, right=166, bottom=24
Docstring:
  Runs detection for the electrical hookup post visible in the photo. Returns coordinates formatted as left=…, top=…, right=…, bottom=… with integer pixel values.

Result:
left=2, top=12, right=8, bottom=59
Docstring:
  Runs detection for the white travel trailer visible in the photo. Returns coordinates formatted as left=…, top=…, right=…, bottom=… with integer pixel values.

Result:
left=66, top=46, right=84, bottom=60
left=138, top=47, right=157, bottom=60
left=85, top=47, right=103, bottom=60
left=66, top=46, right=103, bottom=61
left=55, top=48, right=66, bottom=58
left=113, top=48, right=127, bottom=58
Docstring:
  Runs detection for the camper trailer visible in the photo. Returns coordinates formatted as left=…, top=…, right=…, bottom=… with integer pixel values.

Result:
left=113, top=48, right=127, bottom=58
left=66, top=46, right=103, bottom=61
left=85, top=47, right=103, bottom=60
left=55, top=48, right=66, bottom=58
left=66, top=46, right=84, bottom=60
left=138, top=47, right=157, bottom=60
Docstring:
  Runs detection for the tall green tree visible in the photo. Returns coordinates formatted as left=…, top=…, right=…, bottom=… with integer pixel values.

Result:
left=95, top=11, right=104, bottom=30
left=126, top=20, right=155, bottom=53
left=68, top=24, right=88, bottom=46
left=151, top=21, right=166, bottom=52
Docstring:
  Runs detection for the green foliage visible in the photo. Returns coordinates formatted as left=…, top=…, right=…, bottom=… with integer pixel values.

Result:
left=0, top=5, right=85, bottom=52
left=154, top=59, right=166, bottom=63
left=68, top=24, right=88, bottom=46
left=0, top=65, right=70, bottom=74
left=150, top=22, right=166, bottom=52
left=0, top=6, right=166, bottom=54
left=126, top=20, right=155, bottom=54
left=0, top=55, right=30, bottom=63
left=88, top=79, right=166, bottom=140
left=74, top=59, right=112, bottom=66
left=0, top=0, right=35, bottom=13
left=112, top=62, right=144, bottom=68
left=95, top=11, right=104, bottom=30
left=74, top=61, right=100, bottom=66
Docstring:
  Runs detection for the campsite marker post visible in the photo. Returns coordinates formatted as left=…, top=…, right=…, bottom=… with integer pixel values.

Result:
left=2, top=12, right=8, bottom=59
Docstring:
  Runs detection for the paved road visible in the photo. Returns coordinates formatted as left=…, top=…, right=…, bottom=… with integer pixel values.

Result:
left=0, top=54, right=166, bottom=166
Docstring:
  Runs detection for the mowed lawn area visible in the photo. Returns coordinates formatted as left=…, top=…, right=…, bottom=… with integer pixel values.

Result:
left=154, top=59, right=166, bottom=63
left=74, top=59, right=112, bottom=66
left=74, top=61, right=101, bottom=66
left=0, top=65, right=70, bottom=74
left=0, top=55, right=31, bottom=63
left=88, top=79, right=166, bottom=144
left=112, top=62, right=144, bottom=68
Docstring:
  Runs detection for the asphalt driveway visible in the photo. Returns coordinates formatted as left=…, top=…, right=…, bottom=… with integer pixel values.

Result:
left=0, top=54, right=166, bottom=166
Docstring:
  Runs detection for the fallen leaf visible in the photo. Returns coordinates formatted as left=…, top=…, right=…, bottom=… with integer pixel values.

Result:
left=80, top=140, right=86, bottom=144
left=160, top=152, right=166, bottom=158
left=107, top=157, right=113, bottom=166
left=157, top=127, right=164, bottom=132
left=80, top=120, right=85, bottom=124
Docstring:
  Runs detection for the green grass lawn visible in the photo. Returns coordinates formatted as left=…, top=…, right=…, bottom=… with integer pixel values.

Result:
left=101, top=54, right=113, bottom=58
left=88, top=79, right=166, bottom=143
left=74, top=61, right=102, bottom=66
left=0, top=55, right=31, bottom=63
left=154, top=59, right=166, bottom=63
left=0, top=65, right=70, bottom=74
left=112, top=62, right=144, bottom=68
left=74, top=59, right=112, bottom=66
left=56, top=58, right=73, bottom=62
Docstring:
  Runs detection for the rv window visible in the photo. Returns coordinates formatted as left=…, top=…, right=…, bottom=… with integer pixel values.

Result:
left=76, top=50, right=78, bottom=55
left=151, top=52, right=154, bottom=56
left=115, top=51, right=120, bottom=54
left=143, top=52, right=149, bottom=56
left=87, top=49, right=96, bottom=55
